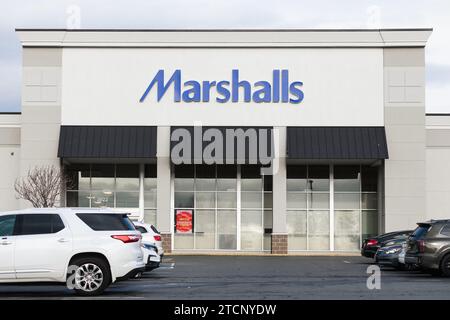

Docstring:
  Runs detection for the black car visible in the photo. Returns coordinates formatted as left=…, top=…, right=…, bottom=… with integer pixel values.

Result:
left=361, top=230, right=413, bottom=258
left=405, top=220, right=450, bottom=276
left=374, top=238, right=406, bottom=269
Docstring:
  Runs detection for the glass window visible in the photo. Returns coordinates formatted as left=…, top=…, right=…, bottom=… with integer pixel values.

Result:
left=174, top=165, right=194, bottom=191
left=361, top=166, right=378, bottom=192
left=334, top=166, right=360, bottom=192
left=196, top=192, right=216, bottom=208
left=334, top=210, right=360, bottom=251
left=0, top=215, right=16, bottom=237
left=362, top=211, right=378, bottom=239
left=241, top=210, right=263, bottom=251
left=66, top=164, right=90, bottom=191
left=91, top=164, right=115, bottom=191
left=307, top=166, right=329, bottom=191
left=116, top=191, right=139, bottom=208
left=195, top=210, right=215, bottom=249
left=217, top=210, right=237, bottom=250
left=144, top=190, right=157, bottom=208
left=241, top=165, right=262, bottom=192
left=308, top=193, right=329, bottom=209
left=17, top=214, right=65, bottom=235
left=287, top=193, right=307, bottom=209
left=196, top=165, right=216, bottom=191
left=242, top=192, right=262, bottom=209
left=217, top=192, right=236, bottom=208
left=144, top=164, right=157, bottom=210
left=76, top=213, right=135, bottom=231
left=241, top=179, right=262, bottom=191
left=334, top=193, right=360, bottom=210
left=264, top=193, right=273, bottom=209
left=217, top=179, right=236, bottom=191
left=115, top=164, right=139, bottom=190
left=263, top=175, right=273, bottom=192
left=144, top=209, right=157, bottom=226
left=287, top=210, right=307, bottom=250
left=90, top=191, right=114, bottom=208
left=241, top=165, right=261, bottom=178
left=362, top=193, right=378, bottom=209
left=308, top=211, right=330, bottom=250
left=66, top=190, right=90, bottom=207
left=145, top=164, right=157, bottom=179
left=175, top=192, right=194, bottom=208
left=287, top=165, right=307, bottom=191
left=217, top=165, right=237, bottom=191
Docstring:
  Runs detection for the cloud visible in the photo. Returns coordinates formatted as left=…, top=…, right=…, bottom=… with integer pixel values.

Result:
left=0, top=0, right=449, bottom=112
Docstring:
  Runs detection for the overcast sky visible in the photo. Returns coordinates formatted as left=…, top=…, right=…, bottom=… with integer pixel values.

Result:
left=1, top=0, right=449, bottom=112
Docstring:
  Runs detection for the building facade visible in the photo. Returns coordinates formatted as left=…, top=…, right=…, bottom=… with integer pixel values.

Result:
left=0, top=28, right=441, bottom=254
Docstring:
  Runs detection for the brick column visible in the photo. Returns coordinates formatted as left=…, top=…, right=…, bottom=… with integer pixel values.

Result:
left=161, top=233, right=172, bottom=254
left=271, top=234, right=288, bottom=254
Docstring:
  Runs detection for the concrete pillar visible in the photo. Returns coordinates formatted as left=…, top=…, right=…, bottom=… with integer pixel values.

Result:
left=156, top=126, right=172, bottom=253
left=383, top=48, right=426, bottom=231
left=20, top=48, right=63, bottom=208
left=271, top=126, right=288, bottom=254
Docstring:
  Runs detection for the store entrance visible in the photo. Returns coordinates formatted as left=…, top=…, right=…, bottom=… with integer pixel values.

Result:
left=173, top=164, right=272, bottom=251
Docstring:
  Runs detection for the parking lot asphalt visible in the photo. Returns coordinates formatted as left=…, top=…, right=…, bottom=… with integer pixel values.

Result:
left=1, top=255, right=450, bottom=300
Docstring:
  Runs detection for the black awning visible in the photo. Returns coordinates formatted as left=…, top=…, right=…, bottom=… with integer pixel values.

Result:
left=58, top=126, right=157, bottom=159
left=287, top=127, right=388, bottom=159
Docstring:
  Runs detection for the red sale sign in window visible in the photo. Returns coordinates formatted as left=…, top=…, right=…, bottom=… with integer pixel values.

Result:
left=175, top=210, right=193, bottom=233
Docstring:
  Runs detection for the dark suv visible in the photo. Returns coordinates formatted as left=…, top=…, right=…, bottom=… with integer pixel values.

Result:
left=405, top=220, right=450, bottom=276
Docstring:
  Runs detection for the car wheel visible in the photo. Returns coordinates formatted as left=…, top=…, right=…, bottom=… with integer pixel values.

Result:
left=69, top=257, right=111, bottom=296
left=439, top=254, right=450, bottom=277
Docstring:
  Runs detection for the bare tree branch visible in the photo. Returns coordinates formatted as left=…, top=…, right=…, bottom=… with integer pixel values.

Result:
left=14, top=165, right=69, bottom=208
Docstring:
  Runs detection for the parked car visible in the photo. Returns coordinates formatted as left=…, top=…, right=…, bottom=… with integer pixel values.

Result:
left=405, top=220, right=450, bottom=276
left=133, top=222, right=164, bottom=258
left=374, top=237, right=406, bottom=269
left=361, top=230, right=413, bottom=258
left=0, top=208, right=145, bottom=296
left=141, top=243, right=161, bottom=272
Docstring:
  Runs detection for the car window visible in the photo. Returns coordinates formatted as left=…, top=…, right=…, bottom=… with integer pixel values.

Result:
left=16, top=214, right=65, bottom=236
left=440, top=224, right=450, bottom=237
left=77, top=213, right=135, bottom=231
left=135, top=226, right=147, bottom=233
left=150, top=225, right=160, bottom=234
left=410, top=225, right=430, bottom=239
left=0, top=215, right=16, bottom=237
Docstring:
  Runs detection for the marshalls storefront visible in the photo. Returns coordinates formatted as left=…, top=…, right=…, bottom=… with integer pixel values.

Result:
left=2, top=28, right=444, bottom=254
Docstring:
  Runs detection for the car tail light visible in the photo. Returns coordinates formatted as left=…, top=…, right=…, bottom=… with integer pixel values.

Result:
left=418, top=240, right=425, bottom=253
left=154, top=235, right=162, bottom=242
left=111, top=235, right=141, bottom=243
left=367, top=239, right=378, bottom=246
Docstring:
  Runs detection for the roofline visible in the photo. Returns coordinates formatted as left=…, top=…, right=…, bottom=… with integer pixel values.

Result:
left=15, top=28, right=434, bottom=32
left=15, top=28, right=433, bottom=49
left=0, top=112, right=21, bottom=115
left=426, top=113, right=450, bottom=116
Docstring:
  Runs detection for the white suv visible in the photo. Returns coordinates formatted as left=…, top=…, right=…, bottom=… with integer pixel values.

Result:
left=0, top=208, right=145, bottom=296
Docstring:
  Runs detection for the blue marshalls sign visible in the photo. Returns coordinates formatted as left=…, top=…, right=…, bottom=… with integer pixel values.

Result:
left=139, top=69, right=304, bottom=104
